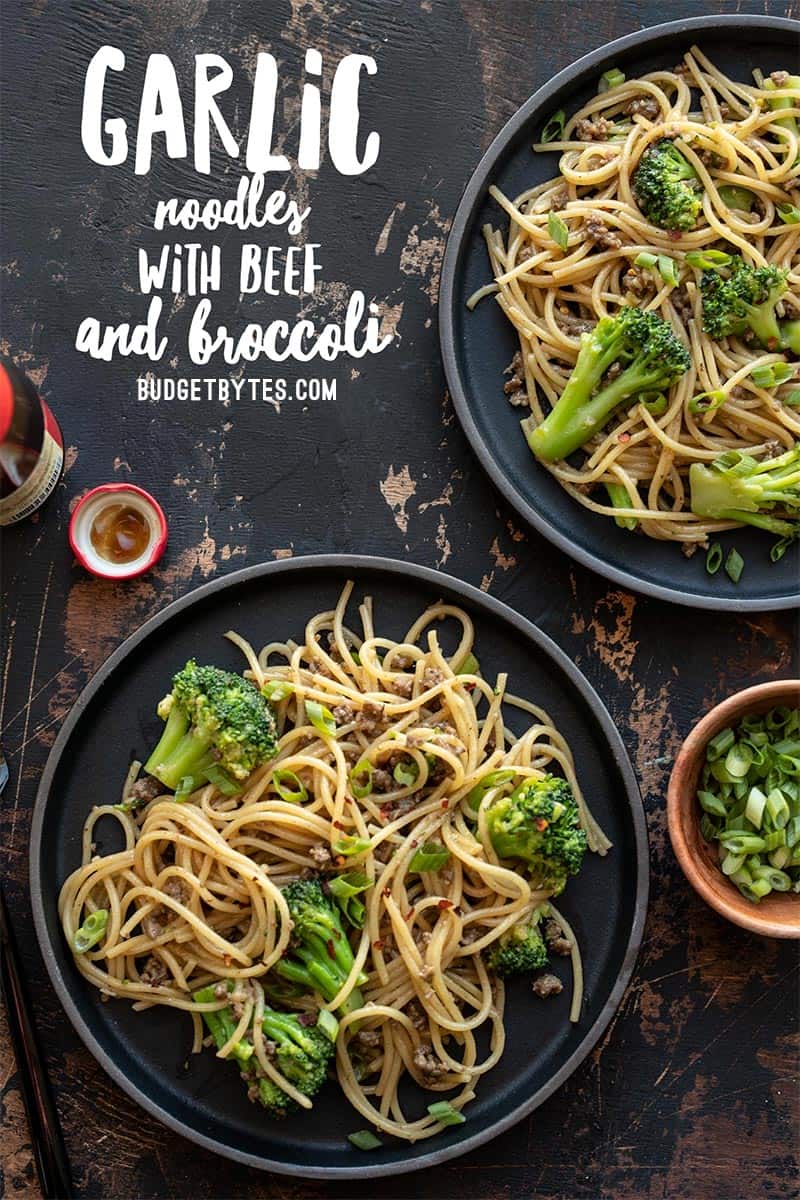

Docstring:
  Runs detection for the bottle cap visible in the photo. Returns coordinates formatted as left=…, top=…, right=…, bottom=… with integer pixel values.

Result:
left=69, top=483, right=168, bottom=579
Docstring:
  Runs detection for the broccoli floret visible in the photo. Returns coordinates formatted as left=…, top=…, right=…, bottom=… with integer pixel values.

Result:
left=527, top=307, right=690, bottom=462
left=484, top=774, right=588, bottom=895
left=632, top=139, right=703, bottom=231
left=487, top=905, right=549, bottom=977
left=689, top=444, right=800, bottom=539
left=144, top=660, right=278, bottom=793
left=700, top=258, right=788, bottom=349
left=193, top=983, right=335, bottom=1117
left=274, top=879, right=368, bottom=1016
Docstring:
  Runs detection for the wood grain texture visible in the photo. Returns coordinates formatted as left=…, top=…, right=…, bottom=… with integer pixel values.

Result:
left=1, top=1, right=798, bottom=1197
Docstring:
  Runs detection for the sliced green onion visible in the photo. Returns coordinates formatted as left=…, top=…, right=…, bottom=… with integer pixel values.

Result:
left=707, top=726, right=735, bottom=760
left=724, top=547, right=744, bottom=584
left=393, top=759, right=419, bottom=787
left=657, top=254, right=679, bottom=286
left=777, top=202, right=800, bottom=225
left=783, top=389, right=800, bottom=407
left=641, top=393, right=668, bottom=415
left=548, top=211, right=569, bottom=251
left=409, top=842, right=451, bottom=873
left=698, top=789, right=728, bottom=818
left=540, top=109, right=565, bottom=143
left=174, top=775, right=195, bottom=802
left=271, top=769, right=307, bottom=804
left=718, top=185, right=754, bottom=212
left=332, top=835, right=370, bottom=857
left=744, top=785, right=767, bottom=827
left=763, top=829, right=787, bottom=851
left=689, top=389, right=726, bottom=416
left=305, top=700, right=337, bottom=738
left=599, top=67, right=626, bottom=92
left=721, top=851, right=746, bottom=875
left=751, top=362, right=795, bottom=388
left=720, top=833, right=767, bottom=854
left=455, top=652, right=480, bottom=676
left=766, top=787, right=790, bottom=829
left=205, top=764, right=242, bottom=796
left=348, top=1130, right=382, bottom=1151
left=634, top=251, right=658, bottom=269
left=685, top=249, right=732, bottom=270
left=427, top=1100, right=466, bottom=1126
left=770, top=845, right=792, bottom=869
left=753, top=865, right=792, bottom=891
left=349, top=760, right=373, bottom=800
left=705, top=542, right=724, bottom=575
left=467, top=769, right=516, bottom=807
left=725, top=742, right=753, bottom=779
left=740, top=877, right=772, bottom=902
left=771, top=536, right=795, bottom=562
left=73, top=909, right=109, bottom=954
left=261, top=680, right=295, bottom=702
left=317, top=1008, right=339, bottom=1043
left=328, top=871, right=371, bottom=927
left=785, top=816, right=800, bottom=848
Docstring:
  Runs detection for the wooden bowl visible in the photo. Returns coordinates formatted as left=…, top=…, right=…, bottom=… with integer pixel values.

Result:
left=668, top=679, right=800, bottom=939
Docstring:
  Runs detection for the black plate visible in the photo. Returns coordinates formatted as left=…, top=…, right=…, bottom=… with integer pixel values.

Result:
left=440, top=16, right=800, bottom=611
left=30, top=556, right=647, bottom=1178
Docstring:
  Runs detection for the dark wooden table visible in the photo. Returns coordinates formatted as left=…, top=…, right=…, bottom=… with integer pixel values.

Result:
left=2, top=2, right=798, bottom=1197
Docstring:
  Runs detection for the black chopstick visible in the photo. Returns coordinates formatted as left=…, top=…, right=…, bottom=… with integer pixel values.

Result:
left=0, top=881, right=74, bottom=1199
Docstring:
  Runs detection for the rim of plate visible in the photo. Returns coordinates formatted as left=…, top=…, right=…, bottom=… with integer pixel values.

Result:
left=30, top=554, right=649, bottom=1178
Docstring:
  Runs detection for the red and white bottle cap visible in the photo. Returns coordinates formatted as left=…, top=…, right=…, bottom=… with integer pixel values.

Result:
left=69, top=483, right=168, bottom=580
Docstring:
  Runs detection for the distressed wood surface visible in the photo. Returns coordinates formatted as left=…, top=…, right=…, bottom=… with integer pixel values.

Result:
left=1, top=1, right=798, bottom=1197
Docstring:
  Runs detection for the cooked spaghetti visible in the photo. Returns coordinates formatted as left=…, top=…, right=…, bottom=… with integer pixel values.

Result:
left=476, top=46, right=800, bottom=549
left=59, top=583, right=610, bottom=1142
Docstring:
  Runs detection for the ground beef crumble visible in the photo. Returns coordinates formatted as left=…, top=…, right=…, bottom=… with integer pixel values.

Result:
left=584, top=214, right=622, bottom=250
left=412, top=1044, right=449, bottom=1080
left=575, top=116, right=612, bottom=141
left=626, top=95, right=660, bottom=121
left=533, top=973, right=564, bottom=998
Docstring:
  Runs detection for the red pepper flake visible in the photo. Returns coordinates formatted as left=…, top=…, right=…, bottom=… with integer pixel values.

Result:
left=410, top=840, right=418, bottom=848
left=372, top=939, right=384, bottom=950
left=669, top=229, right=682, bottom=242
left=379, top=805, right=391, bottom=822
left=618, top=432, right=631, bottom=444
left=535, top=817, right=549, bottom=831
left=441, top=800, right=449, bottom=810
left=437, top=899, right=453, bottom=910
left=326, top=938, right=336, bottom=960
left=405, top=908, right=416, bottom=922
left=332, top=820, right=345, bottom=831
left=382, top=886, right=391, bottom=898
left=223, top=954, right=232, bottom=966
left=335, top=855, right=346, bottom=867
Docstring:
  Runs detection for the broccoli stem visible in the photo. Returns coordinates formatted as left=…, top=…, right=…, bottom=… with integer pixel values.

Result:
left=144, top=703, right=216, bottom=791
left=193, top=985, right=253, bottom=1064
left=748, top=304, right=783, bottom=350
left=275, top=949, right=365, bottom=1015
left=605, top=482, right=638, bottom=530
left=532, top=360, right=662, bottom=462
left=780, top=320, right=800, bottom=353
left=764, top=75, right=800, bottom=136
left=527, top=329, right=627, bottom=462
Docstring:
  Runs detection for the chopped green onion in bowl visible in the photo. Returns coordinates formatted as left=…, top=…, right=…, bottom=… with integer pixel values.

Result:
left=694, top=704, right=800, bottom=904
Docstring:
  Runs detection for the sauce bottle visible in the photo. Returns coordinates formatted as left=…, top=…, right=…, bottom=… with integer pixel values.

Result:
left=0, top=358, right=64, bottom=526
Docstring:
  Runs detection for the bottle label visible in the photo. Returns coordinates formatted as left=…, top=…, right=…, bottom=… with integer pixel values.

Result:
left=0, top=430, right=64, bottom=525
